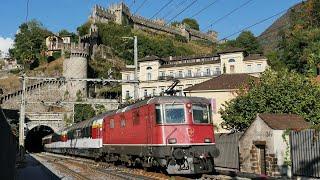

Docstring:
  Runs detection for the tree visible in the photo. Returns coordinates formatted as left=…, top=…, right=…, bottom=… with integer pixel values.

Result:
left=220, top=70, right=320, bottom=131
left=272, top=0, right=320, bottom=75
left=9, top=20, right=51, bottom=69
left=235, top=31, right=262, bottom=54
left=77, top=21, right=91, bottom=36
left=216, top=31, right=262, bottom=54
left=182, top=18, right=200, bottom=30
left=74, top=104, right=96, bottom=123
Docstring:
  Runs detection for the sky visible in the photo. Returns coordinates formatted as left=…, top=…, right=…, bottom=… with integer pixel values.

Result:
left=0, top=0, right=302, bottom=55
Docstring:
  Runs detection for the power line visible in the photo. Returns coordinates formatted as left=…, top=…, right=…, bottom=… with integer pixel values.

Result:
left=133, top=0, right=148, bottom=15
left=128, top=0, right=135, bottom=9
left=204, top=0, right=254, bottom=30
left=150, top=0, right=174, bottom=19
left=190, top=0, right=219, bottom=18
left=218, top=8, right=288, bottom=41
left=161, top=0, right=186, bottom=20
left=26, top=0, right=30, bottom=22
left=166, top=0, right=198, bottom=25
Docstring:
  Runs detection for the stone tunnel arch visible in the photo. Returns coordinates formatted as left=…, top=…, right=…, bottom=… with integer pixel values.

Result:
left=25, top=125, right=54, bottom=153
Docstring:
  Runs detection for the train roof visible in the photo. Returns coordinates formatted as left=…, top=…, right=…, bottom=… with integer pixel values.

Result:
left=119, top=96, right=210, bottom=112
left=65, top=111, right=113, bottom=132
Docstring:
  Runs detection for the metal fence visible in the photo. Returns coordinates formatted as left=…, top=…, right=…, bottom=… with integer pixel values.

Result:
left=214, top=133, right=243, bottom=170
left=290, top=129, right=320, bottom=178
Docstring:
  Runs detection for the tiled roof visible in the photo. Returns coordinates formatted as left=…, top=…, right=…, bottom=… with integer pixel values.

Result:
left=184, top=73, right=257, bottom=91
left=138, top=55, right=161, bottom=62
left=217, top=47, right=245, bottom=54
left=258, top=113, right=309, bottom=130
left=243, top=54, right=267, bottom=61
left=160, top=59, right=220, bottom=68
left=162, top=54, right=217, bottom=61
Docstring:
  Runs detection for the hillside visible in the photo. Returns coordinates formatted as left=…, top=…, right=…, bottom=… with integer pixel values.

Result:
left=258, top=2, right=302, bottom=53
left=0, top=57, right=63, bottom=94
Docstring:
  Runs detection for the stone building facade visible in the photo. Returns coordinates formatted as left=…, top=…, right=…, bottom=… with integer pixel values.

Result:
left=89, top=2, right=217, bottom=42
left=121, top=48, right=268, bottom=101
left=239, top=113, right=309, bottom=177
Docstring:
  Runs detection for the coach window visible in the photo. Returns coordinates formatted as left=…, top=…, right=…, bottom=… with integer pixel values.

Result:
left=164, top=104, right=185, bottom=123
left=120, top=119, right=126, bottom=127
left=155, top=105, right=163, bottom=124
left=192, top=105, right=210, bottom=124
left=110, top=119, right=115, bottom=128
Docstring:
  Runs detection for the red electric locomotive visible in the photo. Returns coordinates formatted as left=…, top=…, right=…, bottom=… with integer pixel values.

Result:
left=43, top=96, right=219, bottom=175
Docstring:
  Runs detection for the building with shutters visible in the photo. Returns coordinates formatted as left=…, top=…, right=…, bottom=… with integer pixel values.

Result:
left=121, top=48, right=268, bottom=102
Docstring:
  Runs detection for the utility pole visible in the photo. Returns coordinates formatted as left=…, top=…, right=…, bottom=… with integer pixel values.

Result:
left=133, top=36, right=138, bottom=100
left=19, top=74, right=26, bottom=160
left=122, top=36, right=139, bottom=100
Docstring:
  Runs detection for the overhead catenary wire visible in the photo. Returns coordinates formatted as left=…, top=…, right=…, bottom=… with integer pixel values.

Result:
left=166, top=0, right=198, bottom=25
left=161, top=0, right=186, bottom=20
left=150, top=0, right=174, bottom=19
left=26, top=0, right=30, bottom=22
left=204, top=0, right=254, bottom=30
left=190, top=0, right=220, bottom=18
left=218, top=8, right=289, bottom=42
left=134, top=0, right=148, bottom=15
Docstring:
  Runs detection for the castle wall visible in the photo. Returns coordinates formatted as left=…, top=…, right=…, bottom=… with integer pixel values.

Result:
left=90, top=3, right=217, bottom=42
left=63, top=43, right=89, bottom=100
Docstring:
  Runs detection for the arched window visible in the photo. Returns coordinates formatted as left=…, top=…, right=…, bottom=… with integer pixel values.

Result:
left=146, top=67, right=152, bottom=70
left=229, top=59, right=236, bottom=62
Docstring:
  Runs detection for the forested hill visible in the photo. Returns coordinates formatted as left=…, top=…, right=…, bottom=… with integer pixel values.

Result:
left=257, top=2, right=302, bottom=53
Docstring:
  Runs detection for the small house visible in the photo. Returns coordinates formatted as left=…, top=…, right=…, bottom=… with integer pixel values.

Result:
left=239, top=113, right=309, bottom=177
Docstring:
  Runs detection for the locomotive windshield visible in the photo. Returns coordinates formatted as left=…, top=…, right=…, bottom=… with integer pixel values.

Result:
left=165, top=104, right=185, bottom=123
left=155, top=104, right=185, bottom=124
left=192, top=104, right=211, bottom=124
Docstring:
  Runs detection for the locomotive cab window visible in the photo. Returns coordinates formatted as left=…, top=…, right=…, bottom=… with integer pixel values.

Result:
left=192, top=104, right=211, bottom=124
left=155, top=105, right=162, bottom=124
left=164, top=104, right=185, bottom=124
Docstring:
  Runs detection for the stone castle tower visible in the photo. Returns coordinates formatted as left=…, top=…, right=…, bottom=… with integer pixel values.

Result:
left=63, top=43, right=89, bottom=100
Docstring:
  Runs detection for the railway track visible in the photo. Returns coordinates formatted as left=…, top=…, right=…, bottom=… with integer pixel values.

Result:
left=33, top=152, right=172, bottom=180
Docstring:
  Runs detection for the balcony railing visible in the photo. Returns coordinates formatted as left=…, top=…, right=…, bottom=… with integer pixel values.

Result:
left=158, top=71, right=221, bottom=80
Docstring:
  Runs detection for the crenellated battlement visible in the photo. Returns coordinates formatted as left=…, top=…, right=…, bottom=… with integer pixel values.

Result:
left=70, top=43, right=89, bottom=57
left=89, top=2, right=217, bottom=42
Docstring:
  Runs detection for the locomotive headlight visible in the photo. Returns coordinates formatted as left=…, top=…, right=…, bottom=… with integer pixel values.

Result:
left=168, top=138, right=177, bottom=144
left=204, top=138, right=212, bottom=143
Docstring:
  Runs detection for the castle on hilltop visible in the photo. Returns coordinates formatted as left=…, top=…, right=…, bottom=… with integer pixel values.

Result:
left=89, top=2, right=217, bottom=42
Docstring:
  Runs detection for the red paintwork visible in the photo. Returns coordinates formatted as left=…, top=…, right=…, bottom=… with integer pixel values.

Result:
left=103, top=103, right=215, bottom=145
left=92, top=124, right=102, bottom=139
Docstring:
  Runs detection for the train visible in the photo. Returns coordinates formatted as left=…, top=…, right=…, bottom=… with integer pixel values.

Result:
left=42, top=96, right=219, bottom=175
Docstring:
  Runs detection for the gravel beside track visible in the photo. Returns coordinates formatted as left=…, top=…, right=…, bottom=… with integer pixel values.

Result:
left=33, top=152, right=174, bottom=180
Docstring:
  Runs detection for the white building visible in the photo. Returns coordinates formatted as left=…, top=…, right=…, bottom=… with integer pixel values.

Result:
left=121, top=48, right=268, bottom=101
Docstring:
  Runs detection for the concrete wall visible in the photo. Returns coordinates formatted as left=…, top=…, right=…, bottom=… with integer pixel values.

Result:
left=0, top=107, right=17, bottom=180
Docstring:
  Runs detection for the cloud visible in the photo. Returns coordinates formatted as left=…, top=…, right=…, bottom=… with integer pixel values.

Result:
left=0, top=37, right=14, bottom=57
